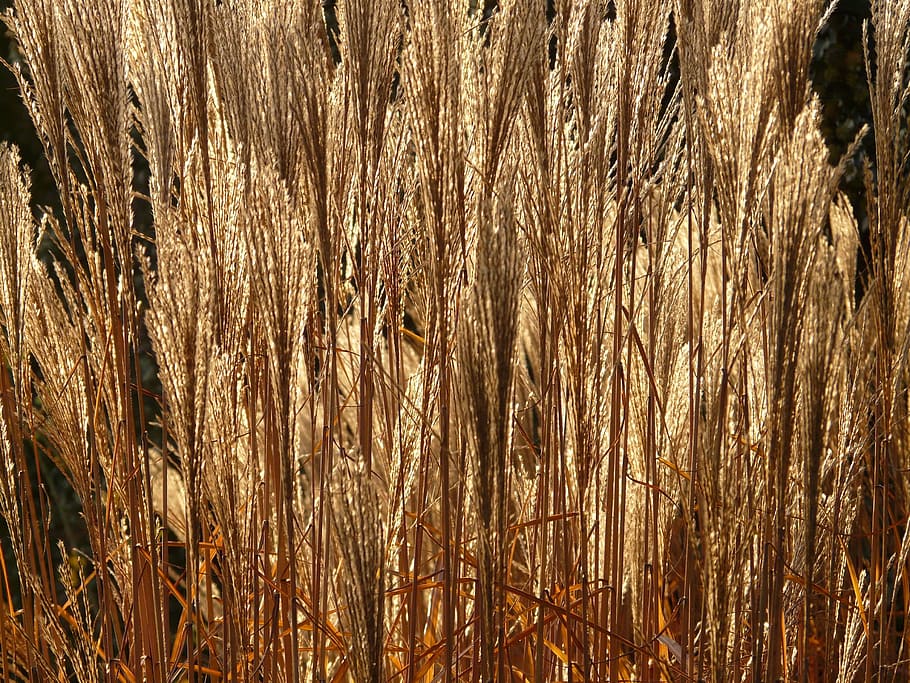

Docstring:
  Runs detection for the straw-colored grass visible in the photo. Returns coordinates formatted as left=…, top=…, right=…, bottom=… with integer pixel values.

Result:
left=0, top=0, right=908, bottom=681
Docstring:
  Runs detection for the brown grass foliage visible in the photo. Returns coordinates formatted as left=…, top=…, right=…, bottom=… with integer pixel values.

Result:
left=0, top=0, right=909, bottom=680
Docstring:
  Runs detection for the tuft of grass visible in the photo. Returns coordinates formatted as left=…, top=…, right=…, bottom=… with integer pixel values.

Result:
left=2, top=0, right=910, bottom=681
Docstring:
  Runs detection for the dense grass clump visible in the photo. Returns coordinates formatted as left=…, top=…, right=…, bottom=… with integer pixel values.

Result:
left=1, top=0, right=910, bottom=681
